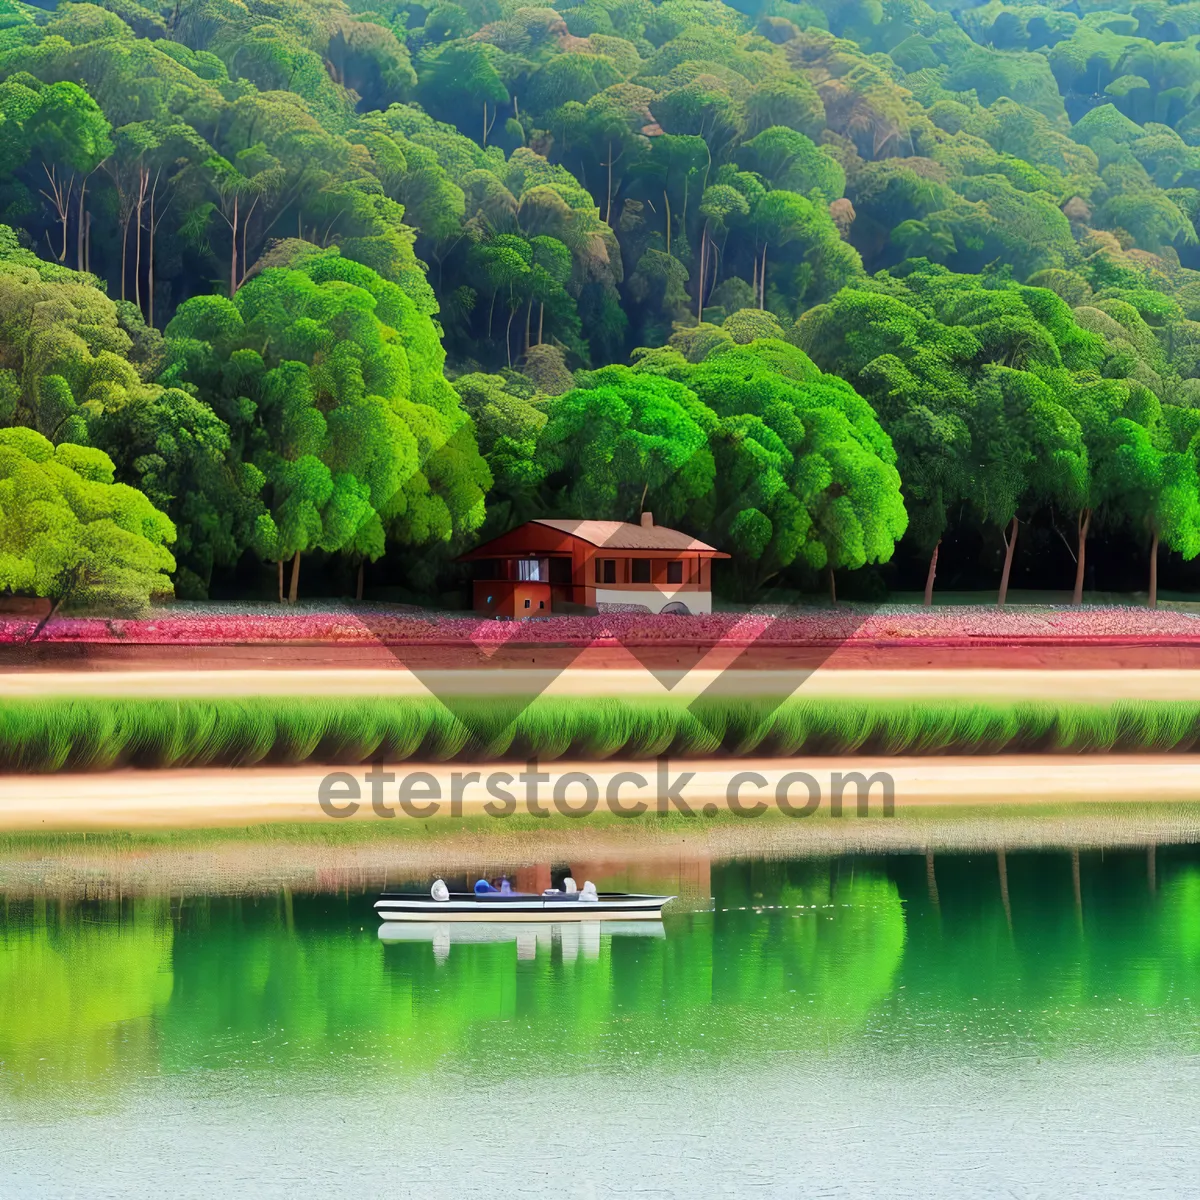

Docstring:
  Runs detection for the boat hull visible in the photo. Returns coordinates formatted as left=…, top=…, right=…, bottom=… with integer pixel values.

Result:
left=378, top=919, right=667, bottom=943
left=374, top=893, right=673, bottom=921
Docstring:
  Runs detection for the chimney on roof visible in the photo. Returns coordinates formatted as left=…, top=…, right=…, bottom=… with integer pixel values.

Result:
left=640, top=511, right=654, bottom=528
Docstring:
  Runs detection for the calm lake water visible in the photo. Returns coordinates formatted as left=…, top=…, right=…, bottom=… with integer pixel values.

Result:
left=2, top=845, right=1199, bottom=1197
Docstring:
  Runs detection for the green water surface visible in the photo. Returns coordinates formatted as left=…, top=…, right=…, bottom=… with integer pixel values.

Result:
left=2, top=845, right=1199, bottom=1196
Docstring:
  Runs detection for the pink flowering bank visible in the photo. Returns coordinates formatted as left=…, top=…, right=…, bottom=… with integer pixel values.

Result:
left=2, top=606, right=1200, bottom=646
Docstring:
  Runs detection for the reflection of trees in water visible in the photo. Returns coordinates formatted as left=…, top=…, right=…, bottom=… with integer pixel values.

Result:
left=707, top=858, right=906, bottom=1032
left=4, top=848, right=1200, bottom=1089
left=884, top=847, right=1200, bottom=1050
left=0, top=898, right=173, bottom=1091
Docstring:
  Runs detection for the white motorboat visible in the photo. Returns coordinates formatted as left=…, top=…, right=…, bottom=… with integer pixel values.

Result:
left=374, top=877, right=673, bottom=922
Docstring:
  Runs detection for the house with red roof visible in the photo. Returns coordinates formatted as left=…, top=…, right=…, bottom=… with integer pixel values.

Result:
left=459, top=514, right=729, bottom=616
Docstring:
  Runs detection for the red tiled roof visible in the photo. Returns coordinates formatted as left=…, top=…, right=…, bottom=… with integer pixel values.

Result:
left=532, top=519, right=723, bottom=553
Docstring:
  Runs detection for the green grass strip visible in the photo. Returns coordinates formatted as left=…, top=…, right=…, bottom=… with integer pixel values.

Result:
left=3, top=695, right=1200, bottom=771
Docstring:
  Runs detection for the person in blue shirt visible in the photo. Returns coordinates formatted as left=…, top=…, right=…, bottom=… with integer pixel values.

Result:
left=474, top=876, right=516, bottom=894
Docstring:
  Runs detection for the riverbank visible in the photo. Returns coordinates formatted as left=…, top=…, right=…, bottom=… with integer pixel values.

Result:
left=9, top=639, right=1200, bottom=671
left=2, top=756, right=1200, bottom=836
left=5, top=602, right=1200, bottom=673
left=10, top=667, right=1200, bottom=700
left=0, top=796, right=1195, bottom=899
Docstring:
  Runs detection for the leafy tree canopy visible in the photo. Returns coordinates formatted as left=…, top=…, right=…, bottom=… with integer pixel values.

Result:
left=0, top=425, right=175, bottom=611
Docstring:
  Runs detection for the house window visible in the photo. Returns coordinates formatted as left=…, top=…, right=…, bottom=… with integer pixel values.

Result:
left=518, top=558, right=546, bottom=581
left=595, top=559, right=616, bottom=584
left=538, top=600, right=545, bottom=609
left=631, top=559, right=651, bottom=584
left=524, top=598, right=531, bottom=608
left=667, top=561, right=683, bottom=584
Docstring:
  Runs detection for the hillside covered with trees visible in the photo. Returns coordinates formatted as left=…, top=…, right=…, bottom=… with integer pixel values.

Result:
left=6, top=0, right=1200, bottom=608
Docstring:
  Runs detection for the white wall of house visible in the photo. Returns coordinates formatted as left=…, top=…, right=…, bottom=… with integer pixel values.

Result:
left=594, top=587, right=712, bottom=614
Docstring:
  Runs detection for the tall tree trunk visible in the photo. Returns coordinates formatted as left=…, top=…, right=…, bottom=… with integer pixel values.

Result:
left=605, top=139, right=613, bottom=225
left=663, top=189, right=670, bottom=256
left=120, top=215, right=130, bottom=301
left=997, top=516, right=1019, bottom=608
left=1072, top=508, right=1091, bottom=606
left=76, top=175, right=87, bottom=272
left=134, top=166, right=147, bottom=317
left=1149, top=529, right=1160, bottom=609
left=524, top=297, right=532, bottom=353
left=148, top=183, right=156, bottom=330
left=356, top=561, right=364, bottom=603
left=828, top=564, right=837, bottom=606
left=84, top=211, right=91, bottom=274
left=277, top=559, right=284, bottom=605
left=229, top=192, right=238, bottom=299
left=923, top=540, right=940, bottom=607
left=239, top=194, right=257, bottom=288
left=696, top=223, right=707, bottom=323
left=288, top=550, right=301, bottom=605
left=505, top=300, right=516, bottom=368
left=41, top=166, right=73, bottom=263
left=537, top=301, right=544, bottom=345
left=759, top=245, right=768, bottom=308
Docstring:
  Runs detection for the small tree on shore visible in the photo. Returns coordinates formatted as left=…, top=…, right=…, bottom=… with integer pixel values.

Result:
left=0, top=428, right=175, bottom=621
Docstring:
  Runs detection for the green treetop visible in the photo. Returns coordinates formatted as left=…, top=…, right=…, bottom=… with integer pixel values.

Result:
left=164, top=246, right=490, bottom=601
left=0, top=426, right=175, bottom=615
left=680, top=340, right=908, bottom=597
left=538, top=364, right=717, bottom=523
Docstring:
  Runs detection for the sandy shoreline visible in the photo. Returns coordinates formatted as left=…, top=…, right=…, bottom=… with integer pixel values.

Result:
left=8, top=667, right=1200, bottom=700
left=0, top=764, right=1197, bottom=898
left=1, top=754, right=1199, bottom=832
left=1, top=755, right=1197, bottom=897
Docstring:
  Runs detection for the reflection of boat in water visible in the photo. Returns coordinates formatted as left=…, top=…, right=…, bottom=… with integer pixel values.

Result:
left=378, top=919, right=666, bottom=962
left=374, top=877, right=674, bottom=923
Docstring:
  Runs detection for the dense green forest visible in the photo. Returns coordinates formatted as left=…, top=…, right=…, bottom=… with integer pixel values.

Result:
left=9, top=0, right=1200, bottom=608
